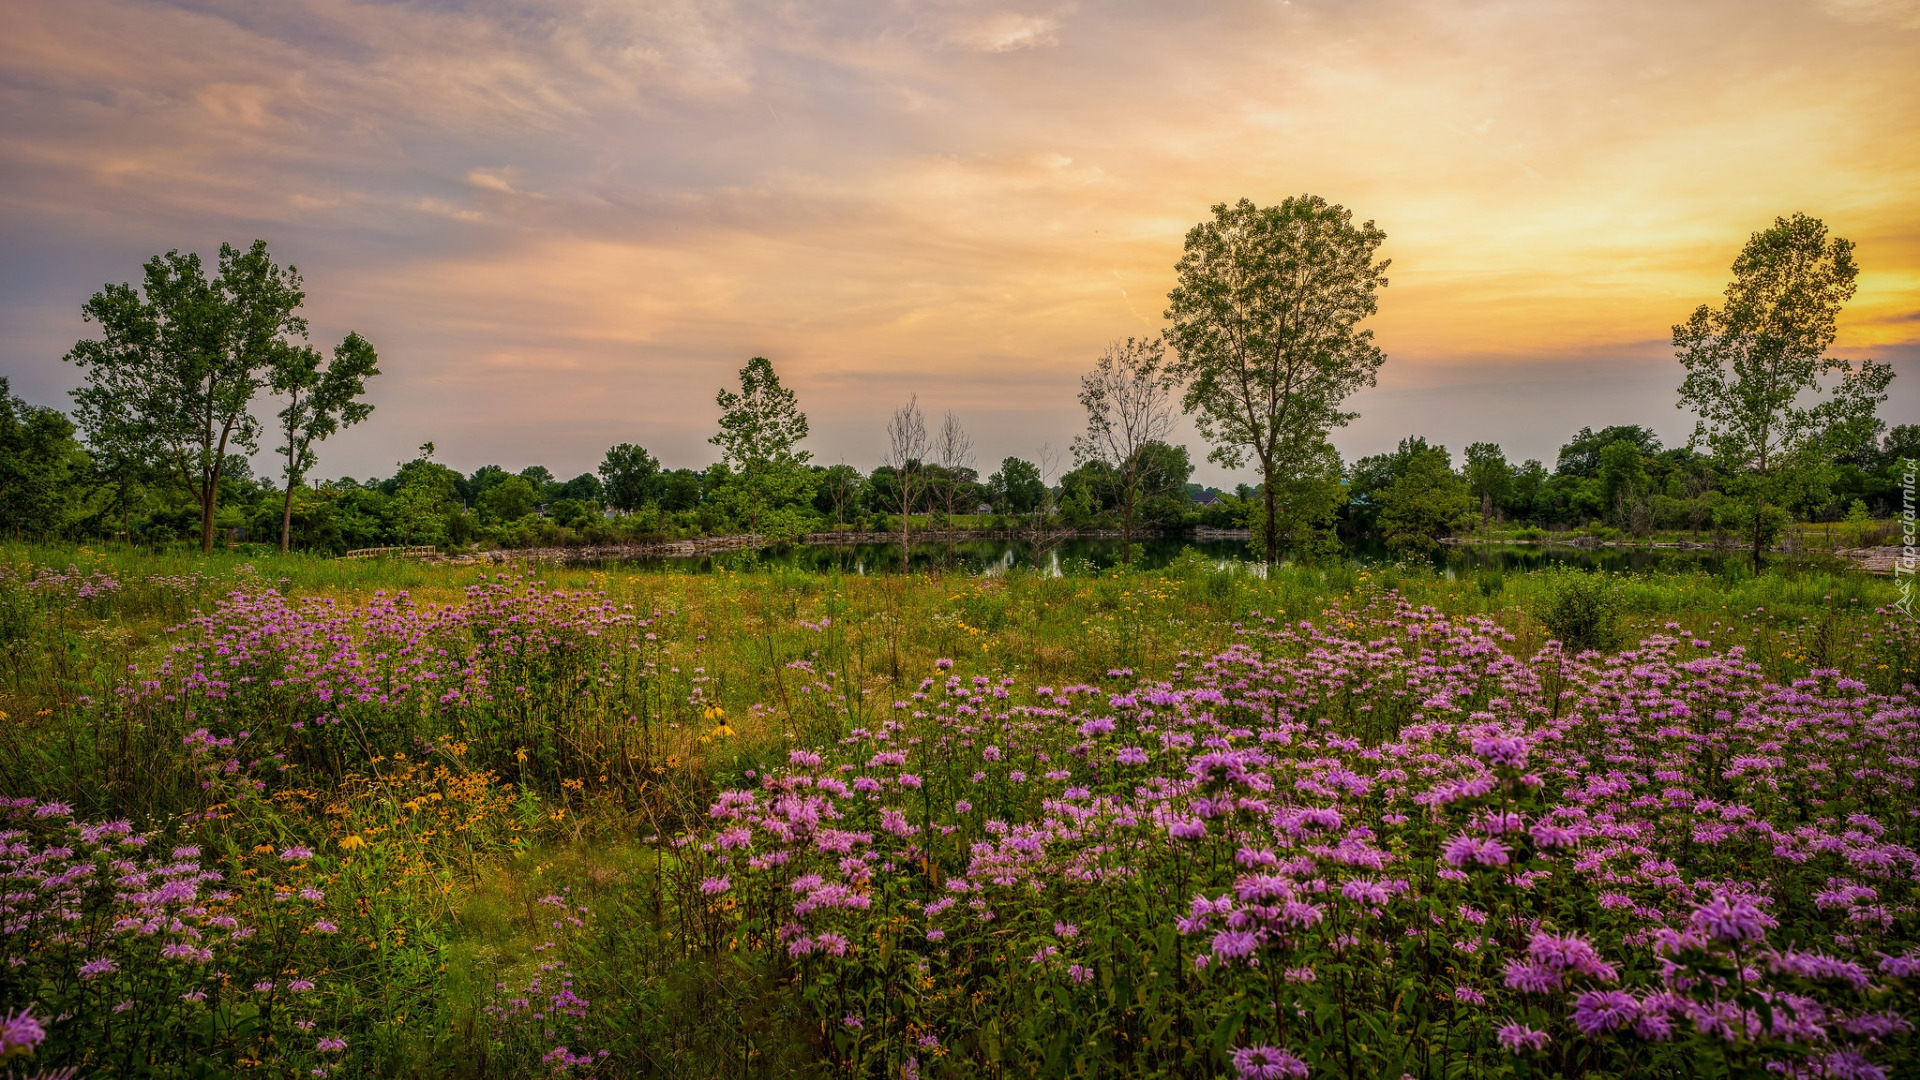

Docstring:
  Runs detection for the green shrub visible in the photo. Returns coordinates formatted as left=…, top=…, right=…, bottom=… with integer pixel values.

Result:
left=1537, top=567, right=1620, bottom=651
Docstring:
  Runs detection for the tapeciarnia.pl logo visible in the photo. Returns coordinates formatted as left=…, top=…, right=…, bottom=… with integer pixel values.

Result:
left=1897, top=456, right=1916, bottom=620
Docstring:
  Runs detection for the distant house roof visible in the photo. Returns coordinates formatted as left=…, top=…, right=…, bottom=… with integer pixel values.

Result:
left=977, top=503, right=994, bottom=514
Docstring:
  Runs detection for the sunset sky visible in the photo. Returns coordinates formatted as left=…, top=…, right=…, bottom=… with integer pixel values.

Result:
left=3, top=0, right=1916, bottom=487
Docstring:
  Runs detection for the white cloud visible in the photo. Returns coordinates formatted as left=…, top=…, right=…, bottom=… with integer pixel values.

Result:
left=1814, top=0, right=1920, bottom=28
left=949, top=12, right=1061, bottom=52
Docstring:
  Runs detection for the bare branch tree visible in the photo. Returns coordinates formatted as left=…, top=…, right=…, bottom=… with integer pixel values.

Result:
left=1028, top=441, right=1061, bottom=538
left=885, top=395, right=929, bottom=567
left=936, top=410, right=974, bottom=522
left=1071, top=336, right=1178, bottom=564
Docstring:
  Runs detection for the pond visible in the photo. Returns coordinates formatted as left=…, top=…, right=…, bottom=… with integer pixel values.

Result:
left=622, top=534, right=1743, bottom=576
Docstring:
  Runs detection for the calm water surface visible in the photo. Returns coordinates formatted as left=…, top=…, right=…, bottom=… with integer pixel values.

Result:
left=621, top=535, right=1737, bottom=576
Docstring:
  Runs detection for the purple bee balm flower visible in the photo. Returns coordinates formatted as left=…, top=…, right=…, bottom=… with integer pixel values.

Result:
left=1470, top=734, right=1529, bottom=769
left=0, top=1008, right=45, bottom=1054
left=279, top=846, right=314, bottom=861
left=79, top=957, right=117, bottom=979
left=1502, top=958, right=1562, bottom=994
left=1821, top=1051, right=1888, bottom=1080
left=1688, top=892, right=1775, bottom=946
left=1441, top=833, right=1509, bottom=868
left=699, top=876, right=730, bottom=895
left=1527, top=931, right=1618, bottom=981
left=1231, top=1045, right=1309, bottom=1079
left=1571, top=989, right=1640, bottom=1035
left=316, top=1036, right=347, bottom=1052
left=1495, top=1023, right=1550, bottom=1053
left=1211, top=929, right=1261, bottom=961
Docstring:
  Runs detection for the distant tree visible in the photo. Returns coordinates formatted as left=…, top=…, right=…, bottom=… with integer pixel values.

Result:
left=1376, top=442, right=1471, bottom=552
left=519, top=465, right=556, bottom=489
left=1507, top=459, right=1549, bottom=524
left=467, top=465, right=511, bottom=499
left=1165, top=196, right=1389, bottom=563
left=65, top=240, right=308, bottom=553
left=987, top=457, right=1046, bottom=515
left=269, top=332, right=379, bottom=552
left=1072, top=337, right=1179, bottom=564
left=479, top=475, right=539, bottom=523
left=1131, top=441, right=1197, bottom=527
left=1463, top=442, right=1511, bottom=535
left=558, top=473, right=603, bottom=503
left=1674, top=213, right=1895, bottom=567
left=815, top=464, right=865, bottom=526
left=598, top=444, right=659, bottom=515
left=656, top=469, right=705, bottom=513
left=1597, top=441, right=1652, bottom=529
left=392, top=444, right=461, bottom=546
left=1554, top=425, right=1661, bottom=479
left=0, top=378, right=82, bottom=539
left=712, top=356, right=813, bottom=539
left=1344, top=436, right=1432, bottom=537
left=885, top=396, right=930, bottom=562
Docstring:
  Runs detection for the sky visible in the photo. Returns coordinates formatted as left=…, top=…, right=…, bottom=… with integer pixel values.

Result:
left=2, top=0, right=1916, bottom=489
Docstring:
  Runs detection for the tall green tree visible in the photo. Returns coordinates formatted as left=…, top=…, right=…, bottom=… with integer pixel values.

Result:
left=987, top=457, right=1046, bottom=516
left=1376, top=442, right=1471, bottom=552
left=1597, top=440, right=1651, bottom=529
left=1464, top=442, right=1512, bottom=536
left=1072, top=337, right=1179, bottom=565
left=0, top=378, right=83, bottom=539
left=1554, top=425, right=1661, bottom=479
left=1165, top=196, right=1389, bottom=563
left=1674, top=213, right=1895, bottom=567
left=598, top=444, right=660, bottom=515
left=712, top=356, right=813, bottom=538
left=65, top=241, right=310, bottom=554
left=814, top=464, right=865, bottom=526
left=270, top=332, right=379, bottom=552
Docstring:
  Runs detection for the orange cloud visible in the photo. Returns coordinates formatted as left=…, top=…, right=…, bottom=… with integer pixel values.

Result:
left=0, top=0, right=1914, bottom=482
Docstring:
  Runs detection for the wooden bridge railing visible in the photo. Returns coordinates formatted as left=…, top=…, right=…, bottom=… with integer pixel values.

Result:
left=338, top=545, right=440, bottom=561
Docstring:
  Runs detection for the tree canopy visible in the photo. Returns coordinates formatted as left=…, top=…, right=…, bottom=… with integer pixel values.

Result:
left=1674, top=213, right=1894, bottom=565
left=1165, top=195, right=1388, bottom=563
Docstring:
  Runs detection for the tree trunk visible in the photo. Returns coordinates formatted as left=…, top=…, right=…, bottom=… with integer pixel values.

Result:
left=1262, top=466, right=1278, bottom=564
left=199, top=480, right=218, bottom=555
left=281, top=480, right=296, bottom=553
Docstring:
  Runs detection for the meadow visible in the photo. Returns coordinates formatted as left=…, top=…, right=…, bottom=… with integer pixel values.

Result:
left=0, top=543, right=1915, bottom=1079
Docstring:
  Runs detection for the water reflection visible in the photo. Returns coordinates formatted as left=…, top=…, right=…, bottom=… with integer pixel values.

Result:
left=616, top=535, right=1742, bottom=575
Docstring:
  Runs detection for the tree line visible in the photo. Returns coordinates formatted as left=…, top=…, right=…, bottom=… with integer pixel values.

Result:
left=0, top=205, right=1899, bottom=565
